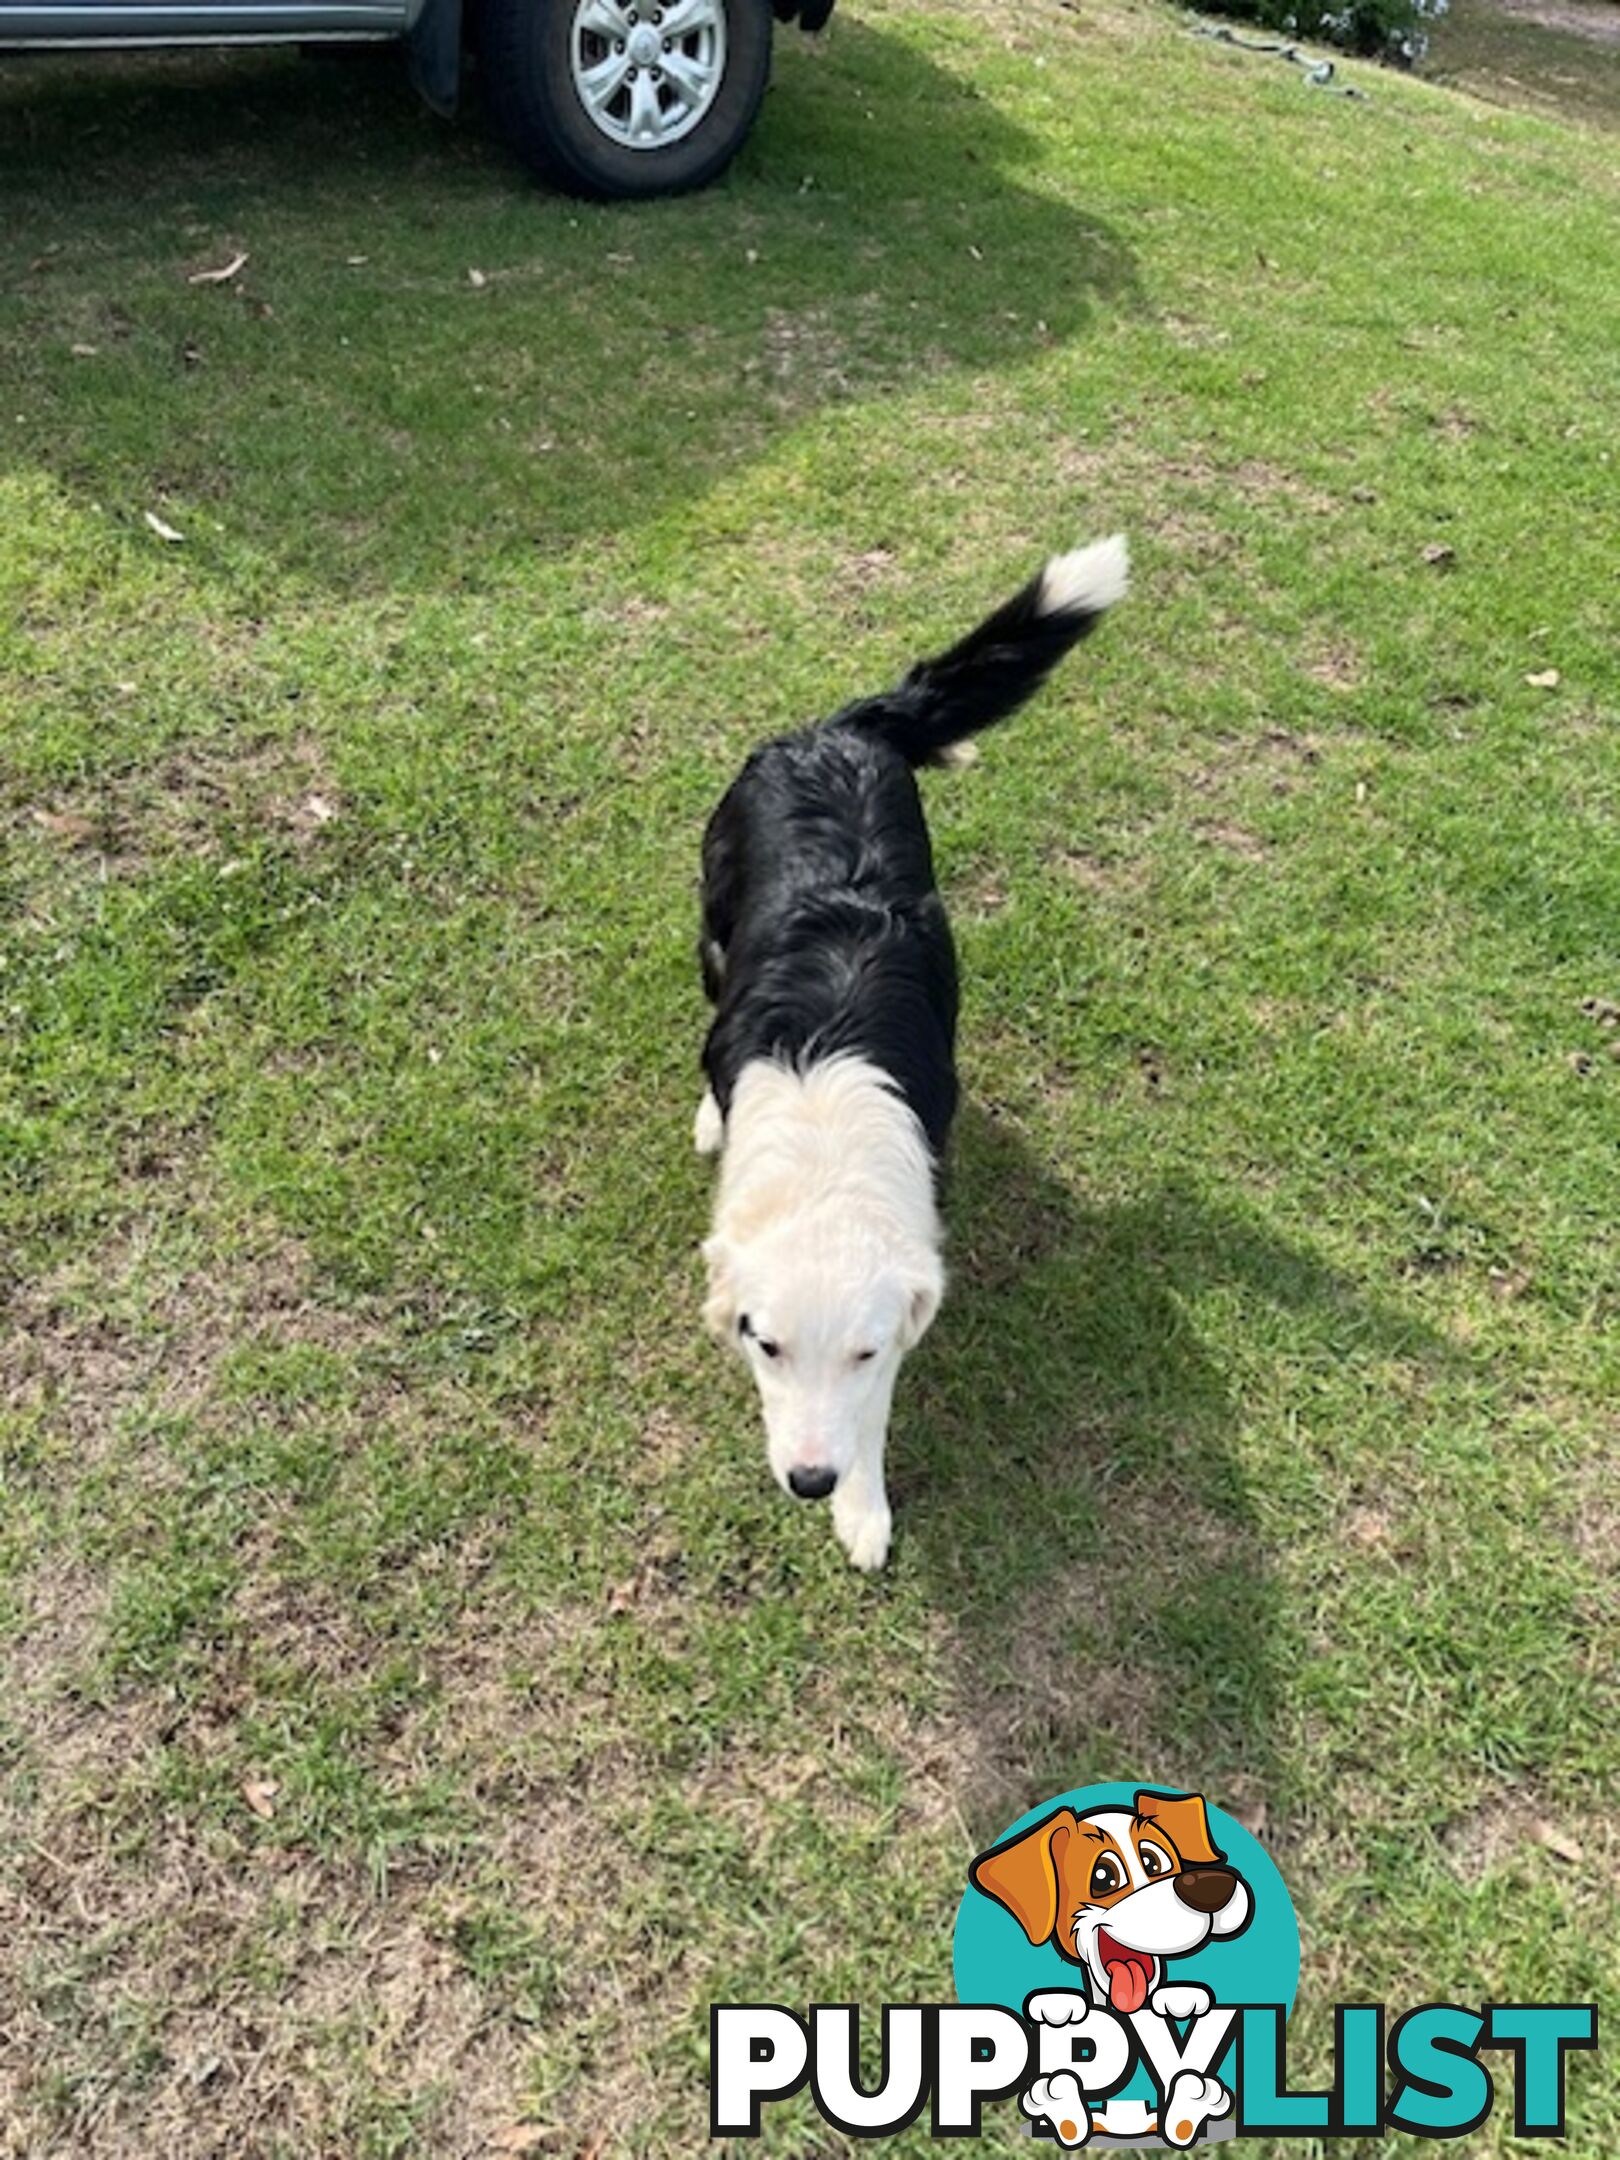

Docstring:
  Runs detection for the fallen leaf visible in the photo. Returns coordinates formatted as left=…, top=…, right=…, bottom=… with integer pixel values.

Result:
left=1524, top=668, right=1560, bottom=689
left=144, top=510, right=185, bottom=544
left=487, top=2126, right=546, bottom=2153
left=346, top=254, right=370, bottom=267
left=188, top=249, right=249, bottom=286
left=241, top=1777, right=279, bottom=1821
left=1579, top=996, right=1619, bottom=1026
left=1487, top=1267, right=1532, bottom=1302
left=1421, top=542, right=1456, bottom=568
left=302, top=794, right=337, bottom=826
left=1566, top=1051, right=1595, bottom=1077
left=31, top=808, right=96, bottom=845
left=467, top=267, right=488, bottom=288
left=1530, top=1819, right=1583, bottom=1866
left=70, top=342, right=99, bottom=358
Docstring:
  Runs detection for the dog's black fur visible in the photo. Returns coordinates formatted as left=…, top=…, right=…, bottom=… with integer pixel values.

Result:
left=698, top=558, right=1120, bottom=1158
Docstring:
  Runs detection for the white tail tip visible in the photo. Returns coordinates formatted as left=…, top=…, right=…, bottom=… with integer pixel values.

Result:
left=1036, top=533, right=1130, bottom=620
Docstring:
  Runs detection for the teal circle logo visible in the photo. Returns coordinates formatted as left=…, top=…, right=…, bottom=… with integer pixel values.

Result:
left=953, top=1783, right=1299, bottom=2144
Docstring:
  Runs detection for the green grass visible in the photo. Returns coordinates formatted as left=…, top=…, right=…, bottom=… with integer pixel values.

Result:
left=2, top=4, right=1617, bottom=2153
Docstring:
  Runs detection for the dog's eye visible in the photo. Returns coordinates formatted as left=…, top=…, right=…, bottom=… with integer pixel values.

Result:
left=758, top=1338, right=781, bottom=1360
left=1139, top=1841, right=1172, bottom=1878
left=1089, top=1855, right=1124, bottom=1898
left=854, top=1349, right=877, bottom=1365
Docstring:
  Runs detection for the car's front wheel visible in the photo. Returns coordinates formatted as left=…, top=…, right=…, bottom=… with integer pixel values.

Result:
left=482, top=0, right=773, bottom=198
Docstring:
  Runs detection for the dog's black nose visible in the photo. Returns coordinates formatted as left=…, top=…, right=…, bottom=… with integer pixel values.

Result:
left=788, top=1465, right=837, bottom=1501
left=1174, top=1867, right=1237, bottom=1914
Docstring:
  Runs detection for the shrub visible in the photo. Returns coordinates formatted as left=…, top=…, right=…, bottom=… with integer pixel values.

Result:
left=1197, top=0, right=1450, bottom=66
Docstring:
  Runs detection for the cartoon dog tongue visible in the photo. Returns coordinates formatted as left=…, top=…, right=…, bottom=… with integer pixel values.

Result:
left=1099, top=1938, right=1152, bottom=2014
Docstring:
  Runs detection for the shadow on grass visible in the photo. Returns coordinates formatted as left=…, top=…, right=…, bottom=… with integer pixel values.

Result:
left=0, top=20, right=1139, bottom=589
left=900, top=1106, right=1445, bottom=1839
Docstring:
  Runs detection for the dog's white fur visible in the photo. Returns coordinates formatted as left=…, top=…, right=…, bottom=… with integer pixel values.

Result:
left=1036, top=534, right=1130, bottom=624
left=700, top=1054, right=944, bottom=1571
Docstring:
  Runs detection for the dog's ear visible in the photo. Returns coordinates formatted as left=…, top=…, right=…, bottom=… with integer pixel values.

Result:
left=702, top=1235, right=739, bottom=1343
left=1135, top=1790, right=1223, bottom=1868
left=969, top=1809, right=1078, bottom=1947
left=898, top=1251, right=945, bottom=1350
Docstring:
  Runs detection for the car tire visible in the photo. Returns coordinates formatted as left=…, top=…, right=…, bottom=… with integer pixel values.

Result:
left=481, top=0, right=773, bottom=199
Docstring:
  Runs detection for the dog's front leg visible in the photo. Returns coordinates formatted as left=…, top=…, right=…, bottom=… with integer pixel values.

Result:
left=833, top=1416, right=892, bottom=1573
left=693, top=1089, right=724, bottom=1157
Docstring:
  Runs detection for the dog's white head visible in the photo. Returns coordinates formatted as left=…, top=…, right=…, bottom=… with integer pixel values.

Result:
left=705, top=1214, right=941, bottom=1497
left=970, top=1791, right=1252, bottom=2015
left=702, top=1057, right=943, bottom=1503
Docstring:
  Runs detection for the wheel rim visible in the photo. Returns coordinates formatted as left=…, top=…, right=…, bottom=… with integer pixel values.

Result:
left=570, top=0, right=728, bottom=152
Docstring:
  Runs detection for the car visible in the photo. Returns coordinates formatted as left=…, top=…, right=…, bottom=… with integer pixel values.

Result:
left=0, top=0, right=836, bottom=197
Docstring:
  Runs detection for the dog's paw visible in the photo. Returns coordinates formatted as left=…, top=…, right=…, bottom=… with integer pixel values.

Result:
left=1025, top=1990, right=1091, bottom=2027
left=1020, top=2072, right=1092, bottom=2146
left=1150, top=1982, right=1214, bottom=2022
left=693, top=1091, right=723, bottom=1157
left=1161, top=2071, right=1232, bottom=2148
left=834, top=1499, right=892, bottom=1573
left=934, top=737, right=980, bottom=770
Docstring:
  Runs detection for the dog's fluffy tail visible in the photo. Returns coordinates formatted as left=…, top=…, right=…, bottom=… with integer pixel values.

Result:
left=831, top=535, right=1128, bottom=769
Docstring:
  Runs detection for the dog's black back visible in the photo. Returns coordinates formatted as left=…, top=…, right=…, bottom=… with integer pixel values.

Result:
left=700, top=728, right=960, bottom=1154
left=698, top=542, right=1128, bottom=1163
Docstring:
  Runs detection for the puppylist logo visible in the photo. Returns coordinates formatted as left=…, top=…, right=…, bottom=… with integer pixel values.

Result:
left=711, top=1782, right=1599, bottom=2145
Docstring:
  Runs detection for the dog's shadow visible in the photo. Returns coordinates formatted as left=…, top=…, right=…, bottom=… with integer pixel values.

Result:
left=897, top=1106, right=1443, bottom=1840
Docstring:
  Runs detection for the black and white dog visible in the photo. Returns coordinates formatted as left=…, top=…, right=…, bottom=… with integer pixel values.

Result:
left=696, top=538, right=1128, bottom=1569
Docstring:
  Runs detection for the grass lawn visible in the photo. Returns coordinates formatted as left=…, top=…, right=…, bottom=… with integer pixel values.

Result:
left=1, top=2, right=1616, bottom=2152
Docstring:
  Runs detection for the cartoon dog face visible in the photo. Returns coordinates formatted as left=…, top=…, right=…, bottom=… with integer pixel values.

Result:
left=969, top=1791, right=1251, bottom=2015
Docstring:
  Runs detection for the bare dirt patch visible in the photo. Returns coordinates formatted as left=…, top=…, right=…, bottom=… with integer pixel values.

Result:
left=1189, top=725, right=1327, bottom=799
left=2, top=1227, right=546, bottom=2156
left=1442, top=1790, right=1620, bottom=1891
left=3, top=1219, right=378, bottom=1470
left=1192, top=819, right=1268, bottom=861
left=1053, top=846, right=1147, bottom=898
left=2, top=1822, right=531, bottom=2159
left=1305, top=642, right=1365, bottom=694
left=1425, top=0, right=1620, bottom=129
left=12, top=731, right=344, bottom=887
left=1495, top=0, right=1620, bottom=42
left=760, top=303, right=862, bottom=400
